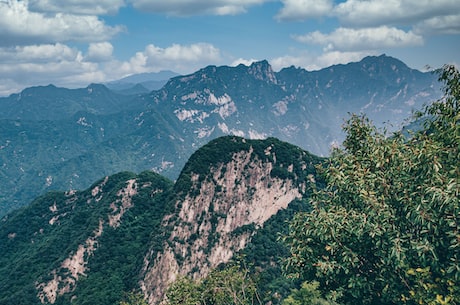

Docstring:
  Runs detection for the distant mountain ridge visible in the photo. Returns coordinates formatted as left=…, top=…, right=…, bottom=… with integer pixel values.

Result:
left=105, top=70, right=180, bottom=93
left=0, top=54, right=442, bottom=216
left=0, top=83, right=140, bottom=121
left=144, top=54, right=438, bottom=153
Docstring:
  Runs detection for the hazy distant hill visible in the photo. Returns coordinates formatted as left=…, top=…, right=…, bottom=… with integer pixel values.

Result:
left=0, top=55, right=442, bottom=216
left=0, top=84, right=139, bottom=121
left=105, top=70, right=180, bottom=93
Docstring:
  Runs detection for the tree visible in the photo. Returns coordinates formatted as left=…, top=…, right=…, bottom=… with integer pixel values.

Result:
left=203, top=265, right=260, bottom=305
left=165, top=264, right=261, bottom=305
left=283, top=65, right=459, bottom=305
left=165, top=276, right=203, bottom=305
left=282, top=281, right=340, bottom=305
left=119, top=292, right=149, bottom=305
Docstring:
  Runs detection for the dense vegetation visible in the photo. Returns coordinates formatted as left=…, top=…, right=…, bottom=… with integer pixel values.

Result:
left=166, top=264, right=260, bottom=305
left=0, top=171, right=174, bottom=305
left=239, top=199, right=311, bottom=304
left=284, top=65, right=459, bottom=304
left=1, top=134, right=323, bottom=305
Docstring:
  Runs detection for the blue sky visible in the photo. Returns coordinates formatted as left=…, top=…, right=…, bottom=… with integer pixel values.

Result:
left=0, top=0, right=459, bottom=96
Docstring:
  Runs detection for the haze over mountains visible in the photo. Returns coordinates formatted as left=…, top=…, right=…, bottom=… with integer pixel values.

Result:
left=105, top=70, right=180, bottom=94
left=0, top=54, right=441, bottom=217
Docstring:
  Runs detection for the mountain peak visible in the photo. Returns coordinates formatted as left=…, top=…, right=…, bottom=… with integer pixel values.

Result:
left=86, top=83, right=111, bottom=93
left=250, top=59, right=270, bottom=67
left=248, top=60, right=277, bottom=83
left=20, top=84, right=58, bottom=96
left=87, top=83, right=107, bottom=89
left=359, top=54, right=412, bottom=71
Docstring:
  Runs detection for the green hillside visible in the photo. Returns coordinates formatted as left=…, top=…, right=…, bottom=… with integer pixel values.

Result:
left=0, top=171, right=174, bottom=305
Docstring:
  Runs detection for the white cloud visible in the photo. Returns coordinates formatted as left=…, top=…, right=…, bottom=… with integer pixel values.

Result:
left=28, top=0, right=126, bottom=15
left=145, top=43, right=221, bottom=62
left=0, top=0, right=124, bottom=46
left=86, top=42, right=114, bottom=62
left=314, top=51, right=377, bottom=69
left=0, top=41, right=223, bottom=95
left=115, top=43, right=222, bottom=75
left=276, top=0, right=333, bottom=21
left=230, top=58, right=259, bottom=67
left=270, top=54, right=314, bottom=71
left=275, top=0, right=460, bottom=36
left=104, top=43, right=222, bottom=80
left=294, top=26, right=424, bottom=51
left=0, top=43, right=108, bottom=95
left=334, top=0, right=460, bottom=28
left=0, top=43, right=80, bottom=63
left=0, top=78, right=25, bottom=97
left=275, top=0, right=458, bottom=72
left=129, top=0, right=267, bottom=16
left=414, top=14, right=460, bottom=35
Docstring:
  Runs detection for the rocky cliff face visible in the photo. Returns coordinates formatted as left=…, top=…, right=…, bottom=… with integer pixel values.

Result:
left=140, top=138, right=314, bottom=304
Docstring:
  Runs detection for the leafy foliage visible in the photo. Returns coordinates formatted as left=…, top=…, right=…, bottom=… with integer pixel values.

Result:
left=283, top=65, right=459, bottom=304
left=239, top=199, right=313, bottom=304
left=166, top=264, right=261, bottom=305
left=119, top=292, right=149, bottom=305
left=282, top=281, right=340, bottom=305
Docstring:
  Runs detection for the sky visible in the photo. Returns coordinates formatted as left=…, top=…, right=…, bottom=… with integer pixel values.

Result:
left=0, top=0, right=459, bottom=96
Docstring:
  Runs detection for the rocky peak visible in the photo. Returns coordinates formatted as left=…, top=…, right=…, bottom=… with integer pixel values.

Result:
left=248, top=60, right=277, bottom=84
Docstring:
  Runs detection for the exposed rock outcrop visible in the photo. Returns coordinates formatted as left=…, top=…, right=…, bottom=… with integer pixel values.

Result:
left=140, top=143, right=308, bottom=304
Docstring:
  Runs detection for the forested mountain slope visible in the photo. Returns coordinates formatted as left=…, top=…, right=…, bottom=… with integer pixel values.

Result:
left=0, top=136, right=322, bottom=305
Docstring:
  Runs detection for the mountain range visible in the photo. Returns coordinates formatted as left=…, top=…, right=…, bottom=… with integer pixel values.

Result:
left=0, top=54, right=449, bottom=305
left=0, top=54, right=442, bottom=217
